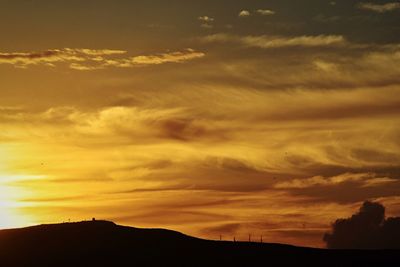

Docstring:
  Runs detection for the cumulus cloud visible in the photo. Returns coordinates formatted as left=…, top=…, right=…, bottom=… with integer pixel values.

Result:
left=200, top=33, right=346, bottom=48
left=358, top=2, right=400, bottom=13
left=256, top=9, right=276, bottom=16
left=0, top=48, right=204, bottom=70
left=238, top=10, right=251, bottom=17
left=323, top=201, right=400, bottom=249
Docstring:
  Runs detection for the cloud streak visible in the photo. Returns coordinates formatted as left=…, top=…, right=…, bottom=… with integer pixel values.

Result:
left=256, top=9, right=276, bottom=16
left=358, top=2, right=400, bottom=13
left=107, top=49, right=205, bottom=67
left=0, top=48, right=205, bottom=70
left=201, top=33, right=346, bottom=48
left=274, top=173, right=397, bottom=189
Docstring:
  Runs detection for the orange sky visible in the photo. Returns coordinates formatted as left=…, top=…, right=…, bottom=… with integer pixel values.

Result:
left=0, top=0, right=400, bottom=248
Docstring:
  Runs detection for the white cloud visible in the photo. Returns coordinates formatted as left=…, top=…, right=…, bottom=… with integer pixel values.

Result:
left=256, top=9, right=275, bottom=16
left=238, top=10, right=251, bottom=17
left=198, top=16, right=214, bottom=22
left=198, top=16, right=215, bottom=29
left=358, top=2, right=400, bottom=13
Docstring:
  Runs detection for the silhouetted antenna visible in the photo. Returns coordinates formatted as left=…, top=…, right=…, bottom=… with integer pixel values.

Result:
left=249, top=234, right=251, bottom=242
left=233, top=236, right=236, bottom=242
left=261, top=235, right=263, bottom=243
left=219, top=235, right=222, bottom=241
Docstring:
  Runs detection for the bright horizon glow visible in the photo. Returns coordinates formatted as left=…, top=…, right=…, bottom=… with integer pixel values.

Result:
left=0, top=177, right=36, bottom=229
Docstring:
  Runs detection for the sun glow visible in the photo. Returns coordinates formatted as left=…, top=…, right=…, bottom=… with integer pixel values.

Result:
left=0, top=180, right=34, bottom=229
left=0, top=149, right=40, bottom=228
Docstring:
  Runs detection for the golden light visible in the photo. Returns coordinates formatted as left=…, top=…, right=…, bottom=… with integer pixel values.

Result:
left=0, top=178, right=33, bottom=229
left=0, top=145, right=40, bottom=228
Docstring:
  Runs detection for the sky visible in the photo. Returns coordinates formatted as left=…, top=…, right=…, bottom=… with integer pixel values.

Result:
left=0, top=0, right=400, bottom=248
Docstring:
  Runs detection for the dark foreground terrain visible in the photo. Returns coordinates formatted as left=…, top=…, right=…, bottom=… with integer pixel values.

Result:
left=0, top=220, right=398, bottom=267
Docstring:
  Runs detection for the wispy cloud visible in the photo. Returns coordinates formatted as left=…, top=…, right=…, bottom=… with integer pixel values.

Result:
left=238, top=9, right=275, bottom=17
left=201, top=33, right=346, bottom=48
left=256, top=9, right=276, bottom=16
left=358, top=2, right=400, bottom=13
left=0, top=48, right=205, bottom=70
left=274, top=173, right=397, bottom=189
left=103, top=49, right=205, bottom=67
left=0, top=49, right=86, bottom=68
left=70, top=48, right=127, bottom=56
left=69, top=63, right=102, bottom=71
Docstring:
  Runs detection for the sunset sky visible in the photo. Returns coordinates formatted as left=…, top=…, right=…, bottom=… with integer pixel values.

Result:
left=0, top=0, right=400, bottom=248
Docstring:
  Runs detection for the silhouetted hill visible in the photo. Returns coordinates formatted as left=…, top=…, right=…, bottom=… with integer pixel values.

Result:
left=0, top=220, right=398, bottom=267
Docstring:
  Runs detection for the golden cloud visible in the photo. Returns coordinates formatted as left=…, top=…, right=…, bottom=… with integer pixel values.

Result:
left=274, top=173, right=397, bottom=189
left=2, top=84, right=399, bottom=247
left=0, top=48, right=205, bottom=70
left=128, top=49, right=205, bottom=65
left=201, top=33, right=346, bottom=48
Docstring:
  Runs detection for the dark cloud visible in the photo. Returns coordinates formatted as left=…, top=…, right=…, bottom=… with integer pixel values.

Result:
left=158, top=118, right=210, bottom=141
left=323, top=201, right=400, bottom=249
